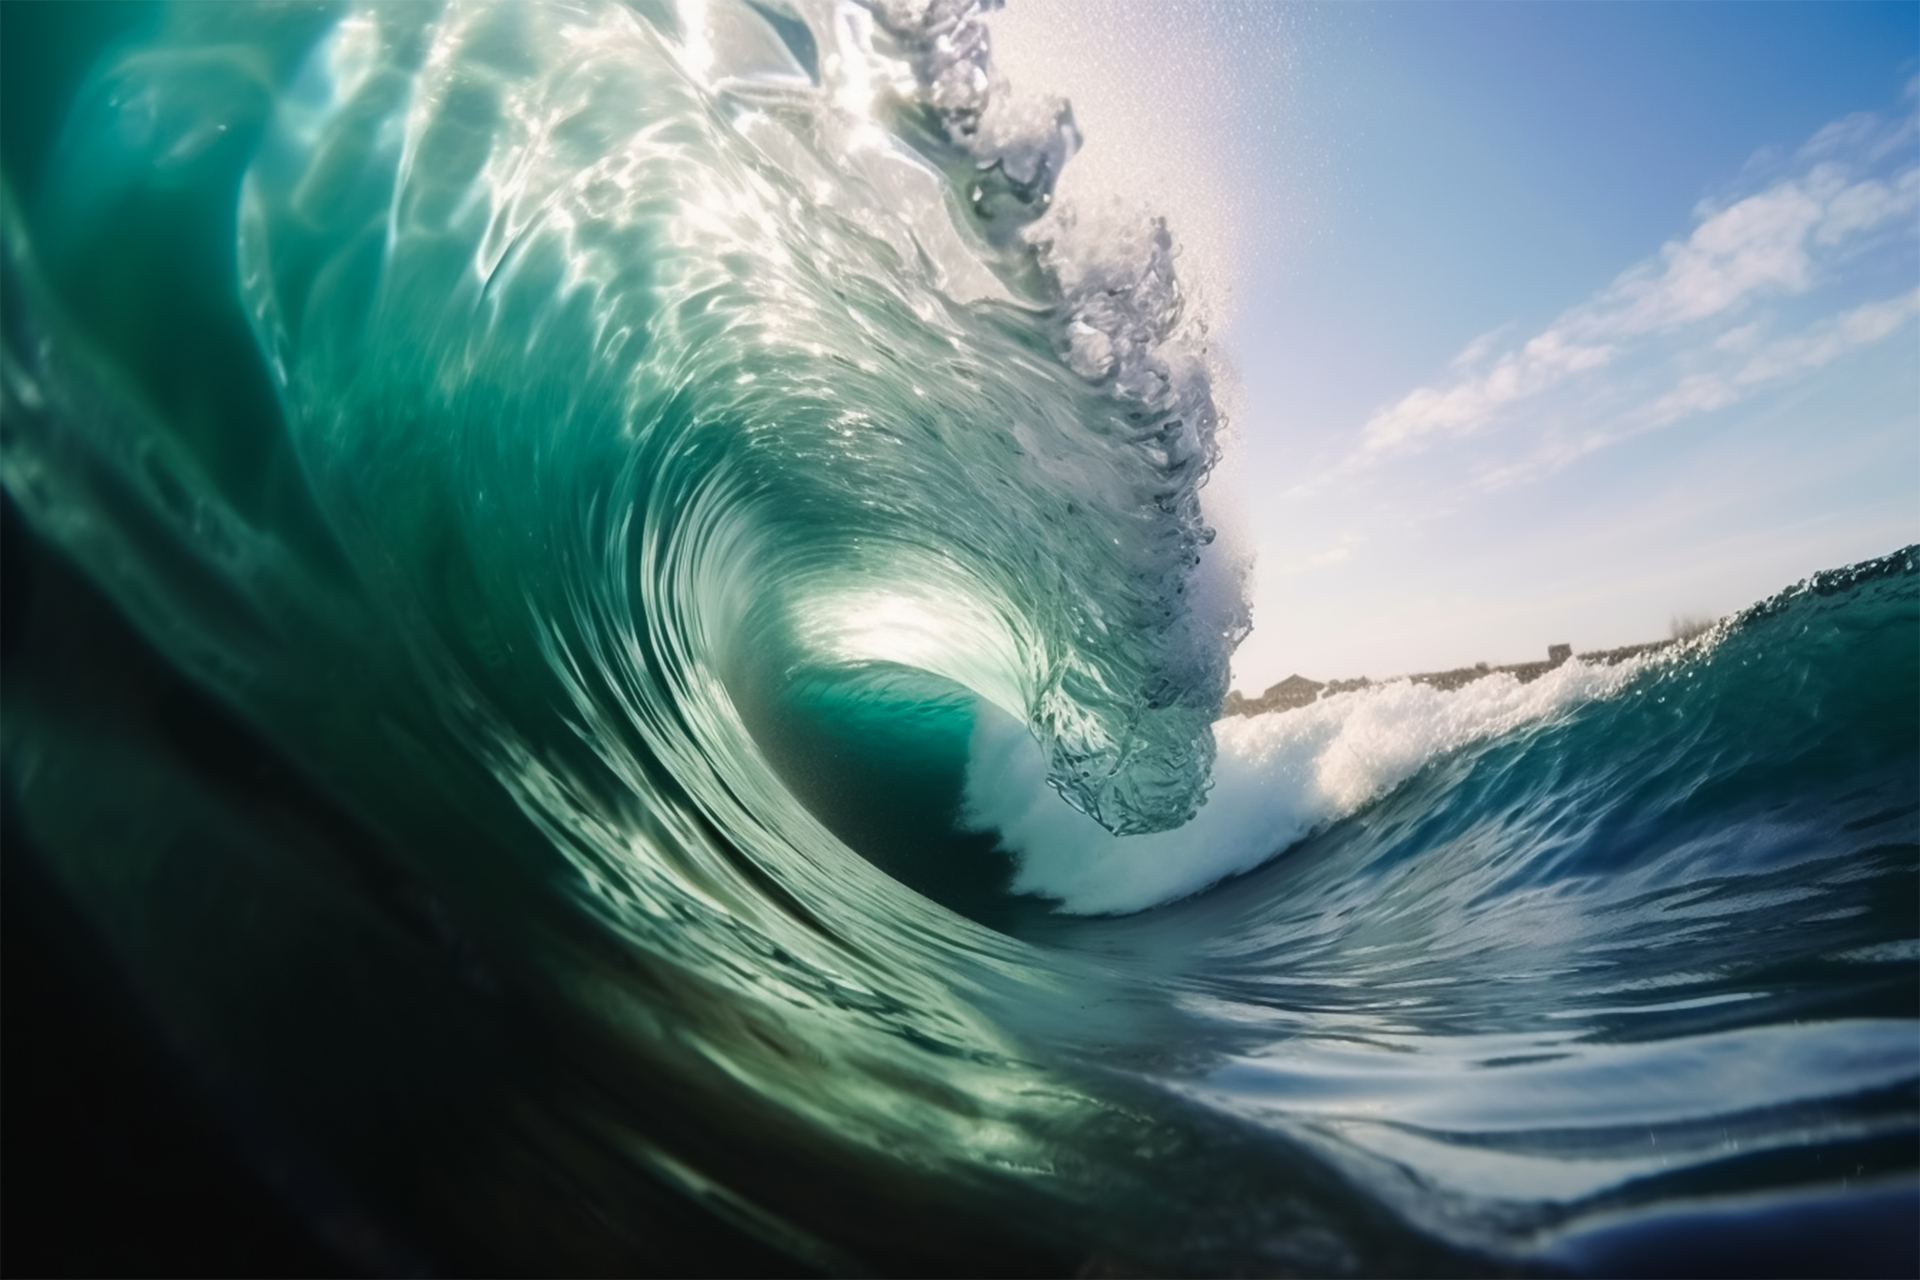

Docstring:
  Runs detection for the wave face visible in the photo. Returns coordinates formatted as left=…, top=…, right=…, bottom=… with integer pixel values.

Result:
left=3, top=3, right=1915, bottom=1274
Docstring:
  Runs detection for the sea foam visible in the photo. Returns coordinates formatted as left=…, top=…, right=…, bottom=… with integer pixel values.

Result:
left=964, top=656, right=1654, bottom=915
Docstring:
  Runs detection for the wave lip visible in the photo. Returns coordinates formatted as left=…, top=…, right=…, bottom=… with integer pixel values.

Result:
left=848, top=0, right=1250, bottom=832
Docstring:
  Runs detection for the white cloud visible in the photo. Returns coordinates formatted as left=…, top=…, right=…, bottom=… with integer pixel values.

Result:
left=1351, top=103, right=1919, bottom=469
left=1360, top=330, right=1613, bottom=455
left=1641, top=287, right=1920, bottom=428
left=1801, top=99, right=1918, bottom=166
left=1713, top=321, right=1764, bottom=353
left=1641, top=372, right=1742, bottom=431
left=1815, top=167, right=1920, bottom=245
left=1730, top=286, right=1920, bottom=387
left=1269, top=533, right=1360, bottom=577
left=1596, top=182, right=1824, bottom=333
left=1449, top=327, right=1509, bottom=369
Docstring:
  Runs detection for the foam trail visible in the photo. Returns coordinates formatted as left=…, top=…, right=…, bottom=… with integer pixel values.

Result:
left=965, top=656, right=1656, bottom=915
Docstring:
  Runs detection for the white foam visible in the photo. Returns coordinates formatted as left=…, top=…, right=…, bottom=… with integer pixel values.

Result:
left=962, top=658, right=1651, bottom=915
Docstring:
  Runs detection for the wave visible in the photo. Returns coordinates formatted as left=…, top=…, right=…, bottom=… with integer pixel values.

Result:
left=3, top=2, right=1915, bottom=1274
left=966, top=649, right=1660, bottom=915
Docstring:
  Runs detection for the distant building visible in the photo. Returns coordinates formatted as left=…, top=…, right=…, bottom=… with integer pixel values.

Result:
left=1261, top=675, right=1326, bottom=709
left=1547, top=644, right=1572, bottom=667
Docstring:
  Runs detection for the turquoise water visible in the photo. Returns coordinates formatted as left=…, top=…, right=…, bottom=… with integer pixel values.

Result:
left=3, top=3, right=1915, bottom=1273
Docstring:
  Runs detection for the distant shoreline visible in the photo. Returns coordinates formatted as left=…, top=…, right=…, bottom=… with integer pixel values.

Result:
left=1225, top=638, right=1677, bottom=719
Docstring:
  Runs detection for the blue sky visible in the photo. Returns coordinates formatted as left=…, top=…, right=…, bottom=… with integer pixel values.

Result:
left=991, top=1, right=1919, bottom=688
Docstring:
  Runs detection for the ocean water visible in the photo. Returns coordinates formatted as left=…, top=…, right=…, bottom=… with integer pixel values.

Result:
left=2, top=3, right=1915, bottom=1274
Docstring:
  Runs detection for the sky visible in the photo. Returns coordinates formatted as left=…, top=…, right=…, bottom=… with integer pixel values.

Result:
left=989, top=1, right=1920, bottom=692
